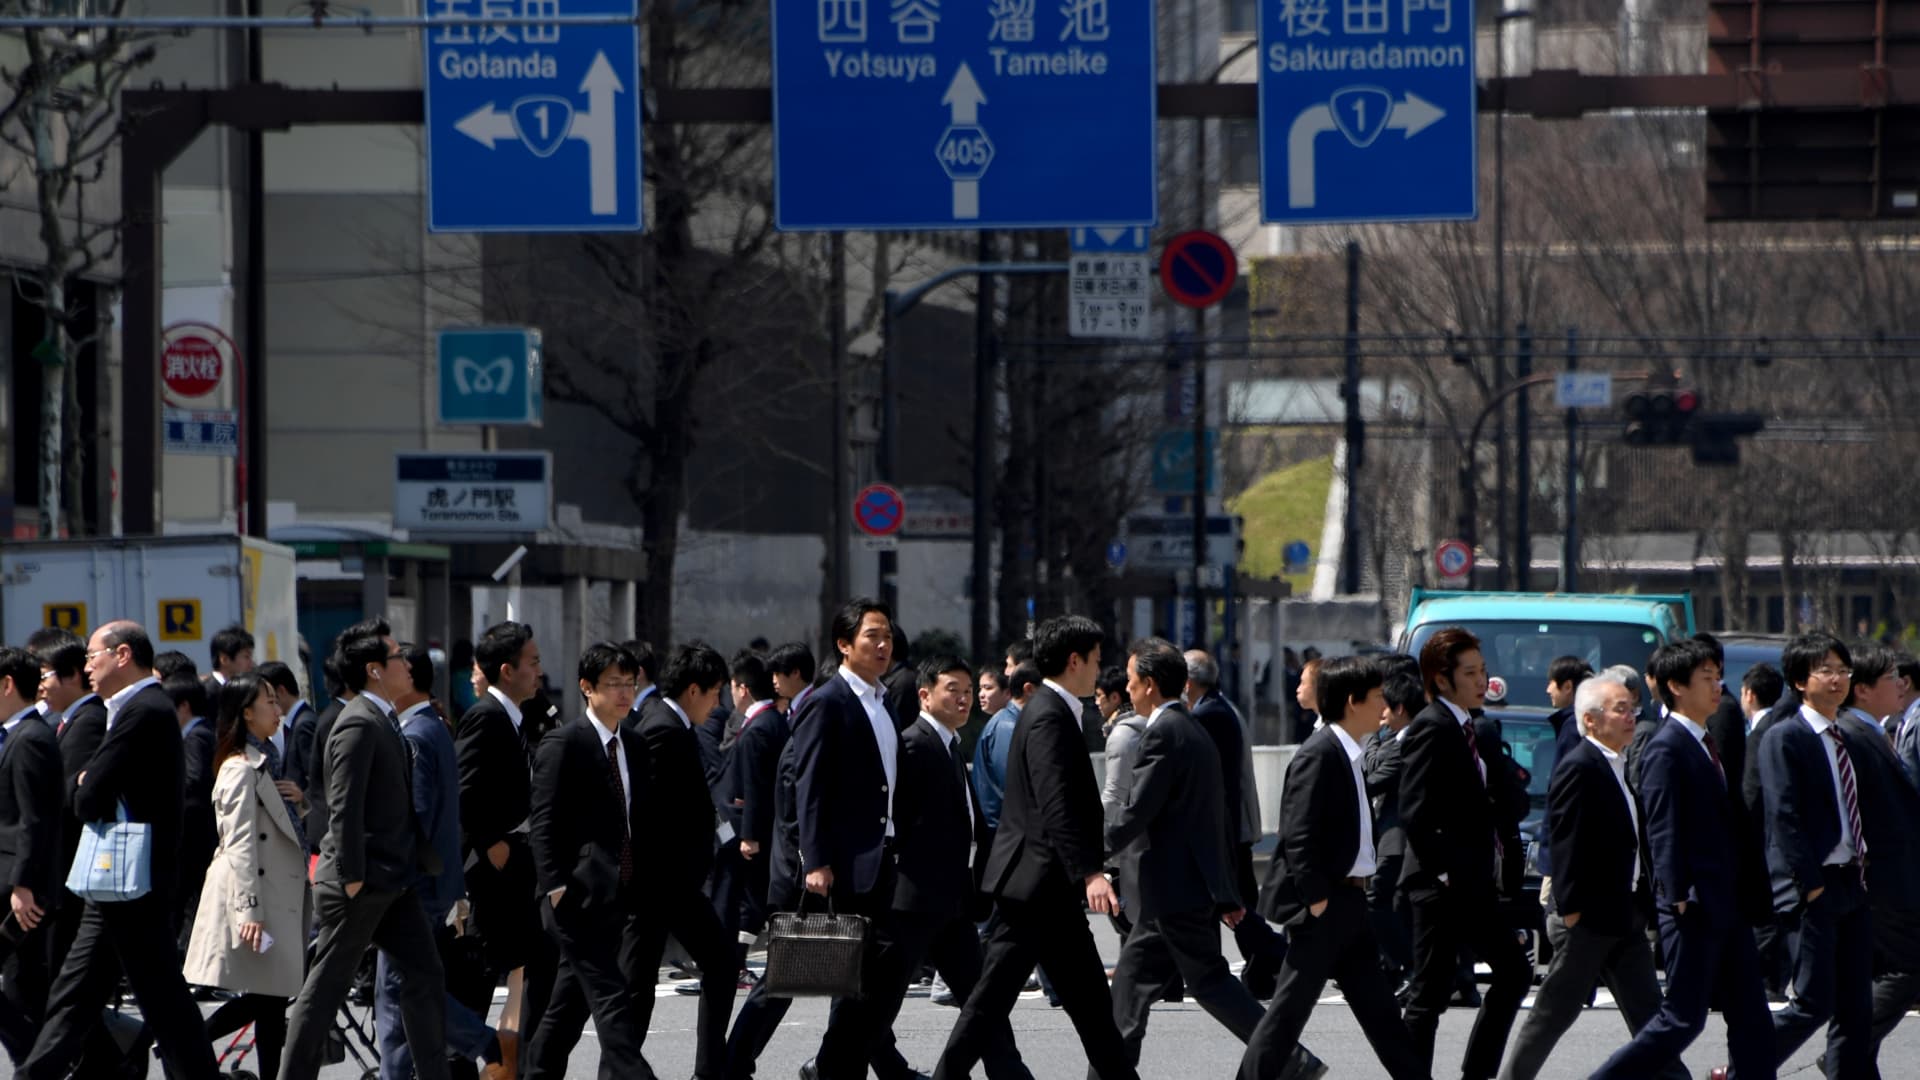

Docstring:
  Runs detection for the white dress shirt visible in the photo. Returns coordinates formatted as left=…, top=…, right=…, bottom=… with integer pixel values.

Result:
left=1328, top=724, right=1379, bottom=878
left=1044, top=679, right=1085, bottom=725
left=1799, top=704, right=1858, bottom=865
left=4, top=706, right=35, bottom=736
left=1584, top=735, right=1642, bottom=891
left=359, top=690, right=397, bottom=719
left=841, top=667, right=900, bottom=836
left=62, top=693, right=99, bottom=727
left=104, top=676, right=161, bottom=731
left=1143, top=701, right=1173, bottom=728
left=1439, top=696, right=1486, bottom=783
left=664, top=697, right=694, bottom=730
left=487, top=685, right=524, bottom=735
left=923, top=712, right=974, bottom=833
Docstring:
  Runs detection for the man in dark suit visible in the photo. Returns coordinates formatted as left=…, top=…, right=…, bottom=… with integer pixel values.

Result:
left=625, top=642, right=737, bottom=1080
left=0, top=647, right=64, bottom=1062
left=525, top=643, right=650, bottom=1079
left=304, top=649, right=355, bottom=855
left=458, top=620, right=551, bottom=1074
left=18, top=621, right=220, bottom=1080
left=871, top=656, right=1032, bottom=1080
left=1106, top=639, right=1264, bottom=1072
left=1501, top=672, right=1685, bottom=1080
left=713, top=650, right=789, bottom=979
left=1243, top=656, right=1424, bottom=1080
left=164, top=670, right=217, bottom=945
left=1397, top=628, right=1532, bottom=1079
left=1593, top=639, right=1775, bottom=1080
left=1758, top=631, right=1875, bottom=1076
left=1365, top=664, right=1422, bottom=987
left=20, top=628, right=103, bottom=1008
left=259, top=660, right=313, bottom=786
left=282, top=617, right=449, bottom=1080
left=935, top=614, right=1137, bottom=1080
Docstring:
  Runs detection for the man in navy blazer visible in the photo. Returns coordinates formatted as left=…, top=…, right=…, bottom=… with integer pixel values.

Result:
left=1758, top=631, right=1875, bottom=1076
left=1593, top=639, right=1775, bottom=1080
left=711, top=650, right=787, bottom=978
left=0, top=647, right=64, bottom=1062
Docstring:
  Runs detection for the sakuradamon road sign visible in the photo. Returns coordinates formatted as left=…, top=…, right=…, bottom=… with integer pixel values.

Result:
left=1257, top=0, right=1477, bottom=224
left=425, top=0, right=643, bottom=232
left=770, top=0, right=1156, bottom=230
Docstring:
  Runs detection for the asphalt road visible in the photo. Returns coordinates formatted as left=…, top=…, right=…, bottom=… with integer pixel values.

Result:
left=279, top=913, right=1919, bottom=1080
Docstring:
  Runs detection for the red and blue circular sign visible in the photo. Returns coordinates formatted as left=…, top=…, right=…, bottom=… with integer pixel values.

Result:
left=1435, top=538, right=1473, bottom=579
left=854, top=483, right=906, bottom=538
left=1159, top=230, right=1238, bottom=309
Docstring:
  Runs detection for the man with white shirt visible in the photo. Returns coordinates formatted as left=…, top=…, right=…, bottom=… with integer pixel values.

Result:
left=207, top=624, right=255, bottom=686
left=0, top=646, right=64, bottom=1063
left=1758, top=631, right=1876, bottom=1076
left=22, top=628, right=105, bottom=984
left=1106, top=639, right=1264, bottom=1075
left=627, top=642, right=737, bottom=1080
left=1243, top=655, right=1423, bottom=1080
left=1500, top=673, right=1685, bottom=1080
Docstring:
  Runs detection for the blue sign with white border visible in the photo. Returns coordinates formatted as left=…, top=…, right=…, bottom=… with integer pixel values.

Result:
left=1071, top=226, right=1150, bottom=253
left=425, top=0, right=643, bottom=232
left=437, top=327, right=544, bottom=425
left=1258, top=0, right=1477, bottom=224
left=772, top=0, right=1157, bottom=230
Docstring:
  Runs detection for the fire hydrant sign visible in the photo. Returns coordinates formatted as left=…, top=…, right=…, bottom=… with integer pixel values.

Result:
left=1068, top=254, right=1152, bottom=339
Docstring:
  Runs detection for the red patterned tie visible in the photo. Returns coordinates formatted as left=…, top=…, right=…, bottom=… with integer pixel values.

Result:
left=607, top=737, right=633, bottom=888
left=1702, top=730, right=1726, bottom=783
left=1462, top=719, right=1501, bottom=860
left=1825, top=726, right=1867, bottom=887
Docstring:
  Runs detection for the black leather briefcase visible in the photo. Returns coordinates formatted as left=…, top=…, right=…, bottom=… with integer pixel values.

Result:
left=763, top=895, right=870, bottom=999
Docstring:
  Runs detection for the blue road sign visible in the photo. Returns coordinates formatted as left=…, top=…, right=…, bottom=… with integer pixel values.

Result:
left=1151, top=430, right=1218, bottom=495
left=1072, top=226, right=1150, bottom=253
left=425, top=0, right=642, bottom=232
left=1106, top=540, right=1128, bottom=569
left=772, top=0, right=1157, bottom=230
left=438, top=327, right=544, bottom=425
left=1257, top=0, right=1476, bottom=224
left=1283, top=539, right=1311, bottom=571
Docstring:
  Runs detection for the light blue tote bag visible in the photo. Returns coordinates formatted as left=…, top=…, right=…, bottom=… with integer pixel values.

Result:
left=65, top=800, right=152, bottom=902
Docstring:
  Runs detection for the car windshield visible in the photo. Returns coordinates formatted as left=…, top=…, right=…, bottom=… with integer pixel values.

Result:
left=1407, top=619, right=1666, bottom=708
left=1502, top=718, right=1558, bottom=800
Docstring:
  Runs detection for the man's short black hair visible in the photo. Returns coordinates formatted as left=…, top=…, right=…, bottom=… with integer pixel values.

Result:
left=766, top=641, right=816, bottom=684
left=1318, top=655, right=1386, bottom=723
left=211, top=624, right=255, bottom=667
left=322, top=648, right=347, bottom=698
left=662, top=642, right=729, bottom=699
left=257, top=660, right=301, bottom=698
left=26, top=627, right=85, bottom=682
left=1742, top=662, right=1785, bottom=711
left=403, top=644, right=436, bottom=699
left=1095, top=665, right=1128, bottom=698
left=1851, top=640, right=1898, bottom=691
left=338, top=617, right=392, bottom=695
left=1384, top=669, right=1427, bottom=714
left=621, top=639, right=658, bottom=683
left=1382, top=653, right=1422, bottom=685
left=0, top=647, right=41, bottom=703
left=579, top=641, right=639, bottom=688
left=1033, top=615, right=1103, bottom=680
left=1005, top=662, right=1042, bottom=700
left=1782, top=631, right=1851, bottom=691
left=1898, top=652, right=1920, bottom=691
left=1648, top=639, right=1719, bottom=709
left=153, top=651, right=198, bottom=681
left=731, top=650, right=776, bottom=702
left=916, top=655, right=972, bottom=692
left=164, top=671, right=210, bottom=718
left=830, top=598, right=892, bottom=656
left=1549, top=655, right=1594, bottom=688
left=1691, top=631, right=1725, bottom=667
left=1126, top=638, right=1187, bottom=700
left=1005, top=639, right=1034, bottom=666
left=475, top=621, right=535, bottom=688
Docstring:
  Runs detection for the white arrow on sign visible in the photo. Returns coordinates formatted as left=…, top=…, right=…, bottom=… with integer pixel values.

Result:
left=941, top=62, right=987, bottom=219
left=567, top=51, right=625, bottom=216
left=1287, top=92, right=1447, bottom=209
left=455, top=103, right=519, bottom=149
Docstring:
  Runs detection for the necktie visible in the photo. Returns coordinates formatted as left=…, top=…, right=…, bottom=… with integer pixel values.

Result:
left=1825, top=726, right=1867, bottom=885
left=1702, top=730, right=1726, bottom=783
left=1462, top=717, right=1486, bottom=787
left=607, top=737, right=634, bottom=888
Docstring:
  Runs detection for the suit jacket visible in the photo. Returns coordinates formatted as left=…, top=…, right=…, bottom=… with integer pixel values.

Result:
left=455, top=693, right=533, bottom=859
left=54, top=695, right=107, bottom=883
left=282, top=699, right=319, bottom=793
left=1398, top=700, right=1503, bottom=896
left=1262, top=726, right=1368, bottom=927
left=72, top=682, right=187, bottom=902
left=1759, top=708, right=1864, bottom=911
left=695, top=703, right=730, bottom=794
left=792, top=673, right=895, bottom=896
left=1898, top=706, right=1920, bottom=790
left=529, top=715, right=645, bottom=921
left=1742, top=695, right=1800, bottom=820
left=400, top=704, right=466, bottom=920
left=979, top=684, right=1105, bottom=903
left=316, top=696, right=427, bottom=892
left=1706, top=690, right=1749, bottom=808
left=630, top=695, right=720, bottom=895
left=0, top=713, right=64, bottom=899
left=767, top=728, right=806, bottom=913
left=724, top=704, right=790, bottom=848
left=1362, top=727, right=1406, bottom=859
left=181, top=718, right=220, bottom=883
left=1841, top=710, right=1920, bottom=911
left=1640, top=716, right=1740, bottom=912
left=1189, top=690, right=1250, bottom=851
left=304, top=695, right=349, bottom=854
left=883, top=664, right=920, bottom=734
left=1547, top=738, right=1650, bottom=935
left=1108, top=703, right=1237, bottom=924
left=892, top=716, right=989, bottom=918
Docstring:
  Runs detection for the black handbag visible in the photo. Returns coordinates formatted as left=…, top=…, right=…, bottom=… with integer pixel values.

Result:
left=763, top=893, right=870, bottom=999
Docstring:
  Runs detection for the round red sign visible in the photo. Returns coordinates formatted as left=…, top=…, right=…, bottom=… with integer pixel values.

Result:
left=161, top=327, right=228, bottom=399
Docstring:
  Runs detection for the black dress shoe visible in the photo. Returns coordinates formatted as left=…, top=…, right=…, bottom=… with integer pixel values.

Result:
left=1282, top=1046, right=1330, bottom=1080
left=799, top=1061, right=820, bottom=1080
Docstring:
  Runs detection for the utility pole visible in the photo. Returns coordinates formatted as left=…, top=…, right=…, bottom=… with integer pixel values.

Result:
left=970, top=231, right=996, bottom=666
left=1341, top=241, right=1363, bottom=595
left=1514, top=322, right=1532, bottom=589
left=1562, top=326, right=1580, bottom=592
left=826, top=234, right=849, bottom=619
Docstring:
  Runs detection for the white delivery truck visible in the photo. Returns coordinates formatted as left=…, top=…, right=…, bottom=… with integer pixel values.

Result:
left=0, top=535, right=301, bottom=688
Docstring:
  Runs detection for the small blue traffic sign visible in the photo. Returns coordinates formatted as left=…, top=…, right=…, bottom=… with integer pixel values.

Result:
left=1283, top=539, right=1311, bottom=571
left=1071, top=226, right=1150, bottom=253
left=854, top=483, right=907, bottom=537
left=771, top=0, right=1157, bottom=230
left=437, top=327, right=544, bottom=425
left=1106, top=540, right=1128, bottom=570
left=424, top=0, right=643, bottom=232
left=1257, top=0, right=1477, bottom=224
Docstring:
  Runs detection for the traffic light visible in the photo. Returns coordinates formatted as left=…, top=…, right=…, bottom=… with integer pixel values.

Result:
left=1622, top=386, right=1700, bottom=445
left=1690, top=412, right=1766, bottom=465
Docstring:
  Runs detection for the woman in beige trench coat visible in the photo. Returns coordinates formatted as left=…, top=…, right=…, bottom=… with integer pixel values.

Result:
left=184, top=671, right=312, bottom=1078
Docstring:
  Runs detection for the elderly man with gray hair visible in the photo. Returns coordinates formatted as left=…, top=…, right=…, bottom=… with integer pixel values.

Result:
left=1498, top=671, right=1687, bottom=1080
